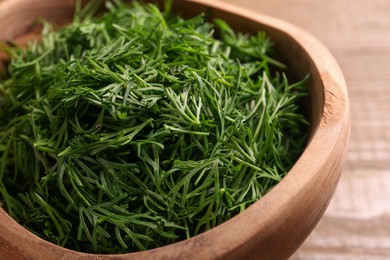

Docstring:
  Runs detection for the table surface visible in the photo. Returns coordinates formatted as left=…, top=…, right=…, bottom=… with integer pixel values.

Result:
left=221, top=0, right=390, bottom=259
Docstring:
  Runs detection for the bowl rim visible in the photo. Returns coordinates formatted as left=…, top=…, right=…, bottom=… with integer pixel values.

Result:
left=0, top=0, right=350, bottom=259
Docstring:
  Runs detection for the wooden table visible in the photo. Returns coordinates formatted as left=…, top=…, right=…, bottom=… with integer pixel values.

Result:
left=221, top=0, right=390, bottom=259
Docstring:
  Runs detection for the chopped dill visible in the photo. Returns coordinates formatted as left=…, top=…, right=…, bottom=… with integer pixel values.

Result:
left=0, top=0, right=308, bottom=254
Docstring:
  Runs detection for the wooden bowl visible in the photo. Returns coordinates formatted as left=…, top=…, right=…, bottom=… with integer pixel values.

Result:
left=0, top=0, right=350, bottom=259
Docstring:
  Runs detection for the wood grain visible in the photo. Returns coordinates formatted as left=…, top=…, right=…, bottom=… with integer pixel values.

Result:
left=220, top=0, right=390, bottom=259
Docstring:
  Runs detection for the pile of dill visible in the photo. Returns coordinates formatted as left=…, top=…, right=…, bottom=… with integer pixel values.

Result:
left=0, top=0, right=308, bottom=254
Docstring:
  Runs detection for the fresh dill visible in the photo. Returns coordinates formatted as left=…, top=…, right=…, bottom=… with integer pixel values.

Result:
left=0, top=0, right=308, bottom=254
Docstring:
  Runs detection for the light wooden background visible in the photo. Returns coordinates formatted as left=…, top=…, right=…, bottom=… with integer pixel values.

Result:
left=221, top=0, right=390, bottom=259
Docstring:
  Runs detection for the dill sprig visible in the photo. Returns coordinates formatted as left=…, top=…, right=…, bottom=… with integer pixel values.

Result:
left=0, top=0, right=308, bottom=254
